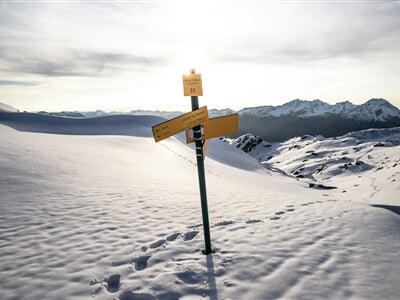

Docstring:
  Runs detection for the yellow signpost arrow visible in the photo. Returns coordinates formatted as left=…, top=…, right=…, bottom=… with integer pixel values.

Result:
left=185, top=113, right=239, bottom=144
left=152, top=106, right=208, bottom=142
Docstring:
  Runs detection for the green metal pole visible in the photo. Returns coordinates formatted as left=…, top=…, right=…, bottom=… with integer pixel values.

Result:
left=191, top=95, right=212, bottom=255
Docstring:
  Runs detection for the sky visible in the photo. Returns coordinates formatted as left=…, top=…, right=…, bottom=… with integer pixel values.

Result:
left=0, top=0, right=400, bottom=112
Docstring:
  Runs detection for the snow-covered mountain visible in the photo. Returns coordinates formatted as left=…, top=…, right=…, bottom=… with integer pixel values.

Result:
left=239, top=98, right=400, bottom=121
left=29, top=98, right=400, bottom=122
left=38, top=111, right=86, bottom=118
left=239, top=99, right=332, bottom=118
left=3, top=98, right=399, bottom=143
left=237, top=99, right=400, bottom=141
left=224, top=127, right=400, bottom=186
left=342, top=98, right=400, bottom=121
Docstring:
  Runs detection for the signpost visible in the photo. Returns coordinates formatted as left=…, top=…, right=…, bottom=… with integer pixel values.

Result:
left=151, top=69, right=238, bottom=255
left=185, top=114, right=239, bottom=144
left=152, top=106, right=208, bottom=142
left=182, top=69, right=203, bottom=97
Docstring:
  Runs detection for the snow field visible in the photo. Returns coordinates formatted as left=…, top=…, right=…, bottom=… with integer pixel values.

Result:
left=0, top=124, right=399, bottom=299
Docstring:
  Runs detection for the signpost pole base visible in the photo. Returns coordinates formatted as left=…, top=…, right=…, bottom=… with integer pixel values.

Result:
left=191, top=95, right=212, bottom=255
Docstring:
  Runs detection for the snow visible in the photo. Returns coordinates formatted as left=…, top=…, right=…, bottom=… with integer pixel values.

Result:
left=0, top=102, right=19, bottom=112
left=227, top=128, right=400, bottom=204
left=343, top=98, right=400, bottom=121
left=0, top=111, right=164, bottom=137
left=0, top=113, right=399, bottom=300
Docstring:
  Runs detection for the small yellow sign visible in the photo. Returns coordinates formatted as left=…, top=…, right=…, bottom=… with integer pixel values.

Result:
left=183, top=72, right=203, bottom=96
left=186, top=113, right=238, bottom=144
left=152, top=106, right=209, bottom=142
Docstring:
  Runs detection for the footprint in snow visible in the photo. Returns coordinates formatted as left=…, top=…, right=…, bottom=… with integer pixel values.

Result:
left=224, top=280, right=236, bottom=287
left=215, top=220, right=235, bottom=226
left=149, top=239, right=166, bottom=249
left=269, top=216, right=281, bottom=220
left=275, top=211, right=285, bottom=215
left=166, top=232, right=181, bottom=241
left=245, top=219, right=263, bottom=224
left=132, top=255, right=151, bottom=271
left=118, top=291, right=156, bottom=300
left=90, top=274, right=121, bottom=294
left=183, top=231, right=198, bottom=241
left=105, top=274, right=120, bottom=293
left=286, top=208, right=295, bottom=212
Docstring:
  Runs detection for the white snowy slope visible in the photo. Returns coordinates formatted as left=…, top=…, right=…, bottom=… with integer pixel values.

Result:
left=0, top=115, right=400, bottom=300
left=0, top=111, right=164, bottom=136
left=0, top=102, right=19, bottom=112
left=228, top=128, right=400, bottom=205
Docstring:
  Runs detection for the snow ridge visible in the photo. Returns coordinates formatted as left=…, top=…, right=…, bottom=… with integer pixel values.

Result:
left=0, top=111, right=164, bottom=136
left=239, top=98, right=400, bottom=121
left=224, top=127, right=400, bottom=184
left=0, top=102, right=19, bottom=113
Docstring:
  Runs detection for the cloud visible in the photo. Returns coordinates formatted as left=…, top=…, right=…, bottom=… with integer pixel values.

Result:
left=0, top=48, right=167, bottom=77
left=210, top=2, right=400, bottom=64
left=0, top=80, right=38, bottom=86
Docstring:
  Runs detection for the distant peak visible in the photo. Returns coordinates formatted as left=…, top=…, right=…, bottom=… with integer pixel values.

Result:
left=365, top=98, right=391, bottom=105
left=336, top=100, right=353, bottom=105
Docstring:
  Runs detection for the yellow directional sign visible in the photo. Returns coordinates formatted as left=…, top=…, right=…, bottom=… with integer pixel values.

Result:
left=152, top=106, right=208, bottom=142
left=183, top=71, right=203, bottom=96
left=186, top=113, right=238, bottom=144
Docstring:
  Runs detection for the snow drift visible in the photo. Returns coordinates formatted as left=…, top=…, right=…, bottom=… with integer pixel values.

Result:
left=0, top=111, right=165, bottom=137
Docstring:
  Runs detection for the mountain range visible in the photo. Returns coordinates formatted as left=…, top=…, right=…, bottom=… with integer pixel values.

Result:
left=2, top=98, right=399, bottom=141
left=236, top=98, right=400, bottom=141
left=238, top=98, right=400, bottom=121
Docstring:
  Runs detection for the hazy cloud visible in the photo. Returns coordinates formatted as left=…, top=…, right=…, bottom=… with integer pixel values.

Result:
left=0, top=1, right=399, bottom=110
left=212, top=2, right=400, bottom=63
left=0, top=48, right=166, bottom=77
left=0, top=80, right=38, bottom=86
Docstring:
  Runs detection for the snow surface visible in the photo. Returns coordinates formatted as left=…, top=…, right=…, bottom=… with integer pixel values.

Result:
left=0, top=102, right=19, bottom=113
left=0, top=112, right=164, bottom=137
left=0, top=113, right=399, bottom=300
left=228, top=129, right=400, bottom=205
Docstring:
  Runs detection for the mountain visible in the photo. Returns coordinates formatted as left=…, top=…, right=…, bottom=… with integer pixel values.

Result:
left=208, top=108, right=237, bottom=118
left=224, top=127, right=400, bottom=184
left=239, top=99, right=333, bottom=118
left=238, top=98, right=400, bottom=121
left=129, top=109, right=182, bottom=119
left=342, top=98, right=400, bottom=121
left=38, top=111, right=86, bottom=118
left=3, top=98, right=400, bottom=142
left=236, top=98, right=400, bottom=141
